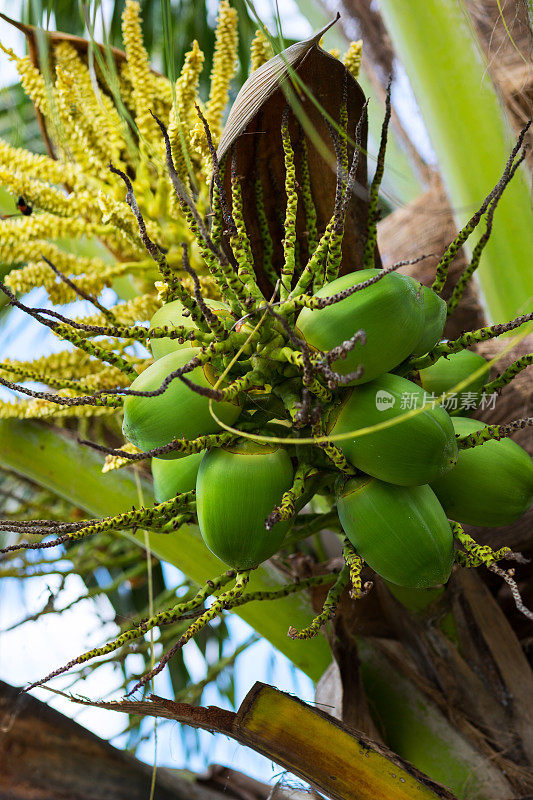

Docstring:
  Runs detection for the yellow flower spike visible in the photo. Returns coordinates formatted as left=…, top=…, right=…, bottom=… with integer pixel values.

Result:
left=0, top=400, right=26, bottom=420
left=167, top=122, right=189, bottom=190
left=205, top=0, right=238, bottom=146
left=250, top=29, right=273, bottom=72
left=343, top=40, right=363, bottom=81
left=168, top=39, right=205, bottom=185
left=43, top=266, right=132, bottom=305
left=122, top=0, right=158, bottom=145
left=96, top=190, right=150, bottom=249
left=0, top=164, right=102, bottom=220
left=177, top=40, right=205, bottom=124
left=0, top=213, right=140, bottom=278
left=53, top=65, right=107, bottom=179
left=76, top=188, right=136, bottom=224
left=124, top=294, right=162, bottom=321
left=103, top=443, right=142, bottom=473
left=0, top=138, right=78, bottom=186
left=53, top=42, right=127, bottom=169
left=4, top=263, right=56, bottom=297
left=133, top=151, right=154, bottom=195
left=1, top=351, right=94, bottom=380
left=0, top=361, right=98, bottom=392
left=99, top=90, right=133, bottom=164
left=6, top=266, right=109, bottom=306
left=155, top=280, right=170, bottom=303
left=1, top=240, right=138, bottom=305
left=329, top=48, right=341, bottom=60
left=0, top=212, right=109, bottom=245
left=0, top=354, right=130, bottom=389
left=150, top=73, right=173, bottom=122
left=181, top=273, right=222, bottom=301
left=149, top=176, right=170, bottom=221
left=132, top=151, right=166, bottom=221
left=1, top=239, right=106, bottom=275
left=82, top=368, right=132, bottom=391
left=70, top=280, right=159, bottom=319
left=189, top=122, right=211, bottom=173
left=0, top=398, right=116, bottom=421
left=0, top=43, right=50, bottom=116
left=118, top=62, right=135, bottom=111
left=0, top=165, right=71, bottom=216
left=86, top=293, right=161, bottom=326
left=134, top=149, right=171, bottom=222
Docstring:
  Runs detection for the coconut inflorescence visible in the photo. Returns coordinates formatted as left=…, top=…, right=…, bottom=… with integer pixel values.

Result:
left=118, top=97, right=531, bottom=597
left=87, top=39, right=533, bottom=650
left=1, top=10, right=532, bottom=692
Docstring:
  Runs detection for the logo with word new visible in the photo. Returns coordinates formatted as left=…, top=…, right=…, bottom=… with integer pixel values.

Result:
left=375, top=390, right=396, bottom=411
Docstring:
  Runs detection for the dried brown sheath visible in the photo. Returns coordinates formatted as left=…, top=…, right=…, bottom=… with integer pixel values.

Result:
left=216, top=17, right=376, bottom=296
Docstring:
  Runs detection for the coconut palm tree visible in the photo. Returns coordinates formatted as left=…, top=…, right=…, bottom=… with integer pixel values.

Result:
left=0, top=1, right=531, bottom=796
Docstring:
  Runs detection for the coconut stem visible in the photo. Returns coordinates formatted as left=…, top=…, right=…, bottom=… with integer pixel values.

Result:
left=446, top=150, right=526, bottom=317
left=0, top=490, right=196, bottom=555
left=22, top=569, right=238, bottom=693
left=456, top=417, right=533, bottom=450
left=287, top=564, right=350, bottom=639
left=432, top=120, right=530, bottom=295
left=343, top=538, right=373, bottom=599
left=407, top=312, right=533, bottom=372
left=311, top=420, right=357, bottom=476
left=481, top=353, right=533, bottom=395
left=79, top=431, right=234, bottom=461
left=361, top=76, right=391, bottom=270
left=128, top=570, right=251, bottom=694
left=265, top=462, right=319, bottom=530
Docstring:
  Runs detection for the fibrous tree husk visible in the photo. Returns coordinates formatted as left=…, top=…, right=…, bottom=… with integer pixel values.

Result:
left=378, top=176, right=486, bottom=339
left=466, top=0, right=533, bottom=166
left=316, top=569, right=533, bottom=798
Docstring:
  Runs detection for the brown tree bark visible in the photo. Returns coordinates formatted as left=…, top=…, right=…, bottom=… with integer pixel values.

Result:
left=0, top=680, right=282, bottom=800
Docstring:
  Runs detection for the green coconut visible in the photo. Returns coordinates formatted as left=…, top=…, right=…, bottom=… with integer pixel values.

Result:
left=196, top=441, right=294, bottom=569
left=122, top=347, right=240, bottom=457
left=430, top=417, right=533, bottom=527
left=411, top=285, right=447, bottom=356
left=152, top=452, right=204, bottom=502
left=297, top=269, right=424, bottom=384
left=418, top=350, right=489, bottom=415
left=329, top=373, right=457, bottom=486
left=337, top=476, right=454, bottom=588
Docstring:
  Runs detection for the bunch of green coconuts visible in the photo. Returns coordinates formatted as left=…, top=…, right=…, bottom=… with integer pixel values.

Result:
left=121, top=267, right=533, bottom=589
